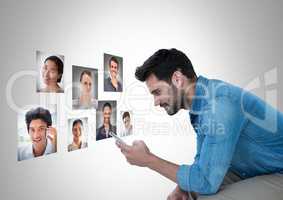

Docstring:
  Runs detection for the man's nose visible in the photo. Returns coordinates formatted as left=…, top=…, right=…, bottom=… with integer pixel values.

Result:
left=154, top=97, right=160, bottom=107
left=33, top=130, right=41, bottom=138
left=43, top=70, right=49, bottom=77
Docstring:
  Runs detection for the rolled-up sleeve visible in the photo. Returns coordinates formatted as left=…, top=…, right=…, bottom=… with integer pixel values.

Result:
left=177, top=164, right=191, bottom=191
left=177, top=96, right=244, bottom=194
left=177, top=163, right=228, bottom=194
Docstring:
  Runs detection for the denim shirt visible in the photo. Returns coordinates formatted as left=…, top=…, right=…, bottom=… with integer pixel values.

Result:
left=176, top=76, right=283, bottom=195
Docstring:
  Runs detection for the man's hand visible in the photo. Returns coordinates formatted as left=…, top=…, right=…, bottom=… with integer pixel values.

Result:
left=116, top=140, right=153, bottom=167
left=116, top=140, right=180, bottom=184
left=167, top=186, right=191, bottom=200
left=111, top=78, right=118, bottom=90
left=47, top=127, right=57, bottom=152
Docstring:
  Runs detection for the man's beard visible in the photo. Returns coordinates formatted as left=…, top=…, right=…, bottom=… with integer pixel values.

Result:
left=164, top=86, right=184, bottom=116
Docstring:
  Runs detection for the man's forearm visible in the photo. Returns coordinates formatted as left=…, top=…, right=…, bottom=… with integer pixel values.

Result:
left=146, top=153, right=179, bottom=183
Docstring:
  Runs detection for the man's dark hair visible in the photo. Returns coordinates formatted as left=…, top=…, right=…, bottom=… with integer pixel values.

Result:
left=73, top=119, right=83, bottom=128
left=122, top=111, right=130, bottom=120
left=80, top=70, right=92, bottom=82
left=109, top=56, right=119, bottom=68
left=25, top=107, right=52, bottom=131
left=44, top=56, right=64, bottom=82
left=135, top=48, right=196, bottom=83
left=103, top=102, right=112, bottom=111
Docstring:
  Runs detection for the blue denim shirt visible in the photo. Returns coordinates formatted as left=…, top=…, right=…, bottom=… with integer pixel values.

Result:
left=176, top=76, right=283, bottom=195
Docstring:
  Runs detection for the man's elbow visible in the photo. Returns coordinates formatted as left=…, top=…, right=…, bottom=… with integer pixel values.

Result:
left=202, top=185, right=219, bottom=195
left=199, top=181, right=221, bottom=195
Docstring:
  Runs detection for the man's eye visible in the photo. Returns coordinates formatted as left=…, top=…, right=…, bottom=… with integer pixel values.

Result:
left=154, top=91, right=160, bottom=96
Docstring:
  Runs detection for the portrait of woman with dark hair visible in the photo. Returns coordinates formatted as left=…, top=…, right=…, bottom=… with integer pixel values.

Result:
left=96, top=101, right=117, bottom=141
left=37, top=53, right=64, bottom=93
left=68, top=119, right=88, bottom=152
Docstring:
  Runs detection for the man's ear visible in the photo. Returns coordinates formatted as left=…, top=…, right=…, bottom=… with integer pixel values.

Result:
left=171, top=71, right=184, bottom=88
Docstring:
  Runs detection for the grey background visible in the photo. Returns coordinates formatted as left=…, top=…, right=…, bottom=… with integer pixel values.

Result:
left=0, top=0, right=282, bottom=200
left=72, top=65, right=98, bottom=102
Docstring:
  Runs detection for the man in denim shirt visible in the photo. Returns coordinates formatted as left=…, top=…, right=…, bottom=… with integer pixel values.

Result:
left=116, top=48, right=283, bottom=199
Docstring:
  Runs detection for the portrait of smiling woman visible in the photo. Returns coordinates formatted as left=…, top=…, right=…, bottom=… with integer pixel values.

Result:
left=72, top=66, right=98, bottom=109
left=68, top=118, right=88, bottom=152
left=36, top=51, right=64, bottom=93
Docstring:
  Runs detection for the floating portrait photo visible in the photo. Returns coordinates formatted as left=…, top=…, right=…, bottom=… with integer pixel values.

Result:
left=17, top=106, right=58, bottom=161
left=72, top=66, right=98, bottom=110
left=36, top=51, right=64, bottom=93
left=103, top=53, right=123, bottom=92
left=119, top=111, right=133, bottom=137
left=96, top=101, right=117, bottom=141
left=67, top=117, right=88, bottom=152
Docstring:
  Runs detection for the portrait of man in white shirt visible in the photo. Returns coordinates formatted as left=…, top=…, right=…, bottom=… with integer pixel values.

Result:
left=17, top=107, right=57, bottom=161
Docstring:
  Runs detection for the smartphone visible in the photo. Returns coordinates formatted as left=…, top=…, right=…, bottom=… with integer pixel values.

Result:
left=109, top=131, right=125, bottom=144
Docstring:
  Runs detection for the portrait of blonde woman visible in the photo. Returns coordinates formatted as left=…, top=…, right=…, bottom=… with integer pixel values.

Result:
left=72, top=66, right=98, bottom=109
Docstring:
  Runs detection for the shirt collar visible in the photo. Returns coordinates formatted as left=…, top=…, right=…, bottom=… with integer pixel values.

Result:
left=102, top=123, right=114, bottom=131
left=189, top=75, right=209, bottom=116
